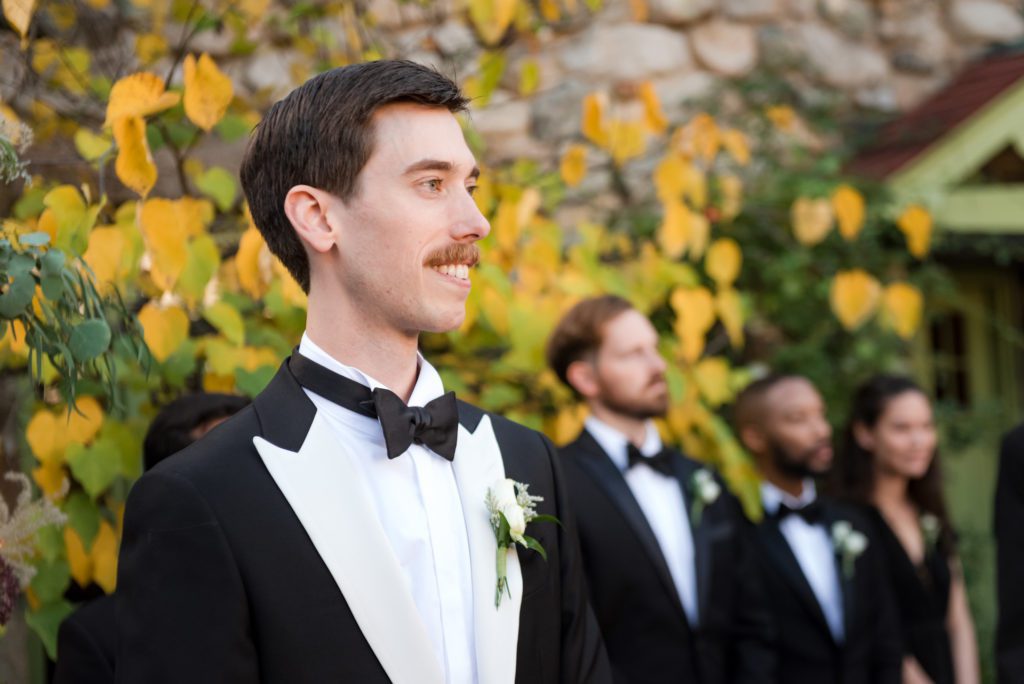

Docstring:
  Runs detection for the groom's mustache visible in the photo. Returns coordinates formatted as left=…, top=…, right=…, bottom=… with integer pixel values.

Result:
left=424, top=243, right=480, bottom=268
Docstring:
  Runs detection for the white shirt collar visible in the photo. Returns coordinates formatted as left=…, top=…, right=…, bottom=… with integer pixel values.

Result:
left=760, top=478, right=817, bottom=516
left=584, top=415, right=663, bottom=472
left=298, top=332, right=445, bottom=408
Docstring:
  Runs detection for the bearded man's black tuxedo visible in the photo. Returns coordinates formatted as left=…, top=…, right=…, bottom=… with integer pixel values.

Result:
left=996, top=422, right=1024, bottom=683
left=746, top=497, right=901, bottom=684
left=559, top=430, right=775, bottom=684
left=115, top=359, right=611, bottom=683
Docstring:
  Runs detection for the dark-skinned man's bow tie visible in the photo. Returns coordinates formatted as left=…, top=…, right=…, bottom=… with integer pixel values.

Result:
left=288, top=353, right=458, bottom=461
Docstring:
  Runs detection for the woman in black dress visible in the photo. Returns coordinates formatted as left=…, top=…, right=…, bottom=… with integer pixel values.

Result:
left=832, top=375, right=978, bottom=684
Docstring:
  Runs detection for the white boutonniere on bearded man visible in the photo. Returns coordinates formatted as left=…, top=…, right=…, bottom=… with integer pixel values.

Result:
left=486, top=478, right=561, bottom=608
left=831, top=520, right=869, bottom=580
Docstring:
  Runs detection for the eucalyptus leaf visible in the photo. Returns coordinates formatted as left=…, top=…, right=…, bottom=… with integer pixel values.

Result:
left=0, top=276, right=36, bottom=317
left=68, top=319, right=112, bottom=362
left=19, top=232, right=51, bottom=246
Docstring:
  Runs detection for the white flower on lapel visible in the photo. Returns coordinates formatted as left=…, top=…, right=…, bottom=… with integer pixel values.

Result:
left=920, top=512, right=941, bottom=552
left=831, top=520, right=868, bottom=580
left=688, top=468, right=721, bottom=526
left=486, top=478, right=560, bottom=607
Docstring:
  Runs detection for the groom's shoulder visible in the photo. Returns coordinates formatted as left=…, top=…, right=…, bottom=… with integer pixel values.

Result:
left=458, top=400, right=556, bottom=467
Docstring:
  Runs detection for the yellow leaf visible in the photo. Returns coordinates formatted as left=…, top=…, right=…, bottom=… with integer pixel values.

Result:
left=560, top=144, right=587, bottom=188
left=638, top=82, right=667, bottom=134
left=721, top=129, right=750, bottom=166
left=138, top=303, right=189, bottom=362
left=715, top=288, right=745, bottom=348
left=581, top=92, right=608, bottom=147
left=113, top=116, right=157, bottom=197
left=2, top=0, right=35, bottom=41
left=481, top=287, right=510, bottom=336
left=705, top=238, right=741, bottom=288
left=135, top=33, right=168, bottom=64
left=832, top=184, right=866, bottom=240
left=66, top=396, right=104, bottom=444
left=654, top=153, right=705, bottom=206
left=26, top=410, right=67, bottom=465
left=105, top=72, right=180, bottom=126
left=765, top=104, right=796, bottom=131
left=140, top=199, right=190, bottom=291
left=658, top=199, right=692, bottom=259
left=74, top=129, right=112, bottom=162
left=607, top=119, right=648, bottom=164
left=31, top=460, right=65, bottom=500
left=183, top=53, right=234, bottom=132
left=91, top=521, right=118, bottom=593
left=549, top=404, right=588, bottom=446
left=65, top=527, right=93, bottom=588
left=718, top=174, right=743, bottom=221
left=236, top=226, right=271, bottom=299
left=897, top=205, right=932, bottom=259
left=687, top=211, right=710, bottom=260
left=519, top=59, right=540, bottom=96
left=82, top=227, right=127, bottom=289
left=882, top=282, right=923, bottom=340
left=469, top=0, right=518, bottom=45
left=670, top=286, right=716, bottom=363
left=203, top=372, right=235, bottom=393
left=272, top=259, right=308, bottom=308
left=539, top=0, right=560, bottom=21
left=675, top=113, right=719, bottom=163
left=830, top=269, right=882, bottom=331
left=791, top=197, right=833, bottom=246
left=693, top=357, right=733, bottom=407
left=629, top=0, right=647, bottom=21
left=5, top=319, right=29, bottom=357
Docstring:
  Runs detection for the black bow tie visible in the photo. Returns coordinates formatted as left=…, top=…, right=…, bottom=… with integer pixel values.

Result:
left=288, top=353, right=459, bottom=461
left=775, top=500, right=824, bottom=526
left=626, top=444, right=674, bottom=477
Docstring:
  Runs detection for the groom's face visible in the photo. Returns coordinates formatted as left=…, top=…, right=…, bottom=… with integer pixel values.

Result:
left=591, top=310, right=670, bottom=420
left=327, top=103, right=490, bottom=334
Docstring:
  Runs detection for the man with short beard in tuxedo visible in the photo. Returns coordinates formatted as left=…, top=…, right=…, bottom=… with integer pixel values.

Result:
left=549, top=295, right=775, bottom=683
left=733, top=374, right=900, bottom=684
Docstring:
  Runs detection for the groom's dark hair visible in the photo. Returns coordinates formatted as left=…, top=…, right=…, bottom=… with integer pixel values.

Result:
left=239, top=60, right=469, bottom=293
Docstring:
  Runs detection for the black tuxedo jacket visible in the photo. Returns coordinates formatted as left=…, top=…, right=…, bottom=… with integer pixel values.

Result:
left=746, top=497, right=901, bottom=684
left=115, top=360, right=611, bottom=683
left=560, top=430, right=775, bottom=684
left=54, top=595, right=115, bottom=684
left=996, top=422, right=1024, bottom=683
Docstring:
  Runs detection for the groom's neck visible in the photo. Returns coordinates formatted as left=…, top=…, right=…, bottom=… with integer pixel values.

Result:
left=305, top=294, right=420, bottom=402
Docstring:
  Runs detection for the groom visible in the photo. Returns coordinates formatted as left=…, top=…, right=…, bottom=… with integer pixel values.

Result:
left=115, top=60, right=610, bottom=683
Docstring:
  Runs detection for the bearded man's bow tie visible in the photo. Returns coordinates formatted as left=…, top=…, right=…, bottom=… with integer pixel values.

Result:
left=288, top=353, right=459, bottom=461
left=626, top=444, right=675, bottom=477
left=775, top=501, right=824, bottom=525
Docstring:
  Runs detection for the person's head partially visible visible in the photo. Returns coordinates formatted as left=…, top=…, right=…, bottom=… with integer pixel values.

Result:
left=733, top=374, right=834, bottom=485
left=239, top=60, right=490, bottom=341
left=547, top=296, right=670, bottom=425
left=143, top=393, right=250, bottom=471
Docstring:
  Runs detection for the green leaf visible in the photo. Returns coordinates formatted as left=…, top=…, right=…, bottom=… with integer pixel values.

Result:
left=530, top=514, right=562, bottom=527
left=35, top=525, right=64, bottom=562
left=68, top=319, right=112, bottom=362
left=63, top=492, right=101, bottom=548
left=178, top=234, right=221, bottom=305
left=26, top=600, right=73, bottom=660
left=40, top=249, right=65, bottom=277
left=214, top=114, right=253, bottom=143
left=522, top=534, right=548, bottom=561
left=29, top=559, right=71, bottom=604
left=236, top=365, right=276, bottom=396
left=0, top=276, right=36, bottom=318
left=65, top=437, right=122, bottom=498
left=40, top=274, right=65, bottom=301
left=195, top=166, right=237, bottom=212
left=19, top=232, right=51, bottom=246
left=203, top=301, right=245, bottom=346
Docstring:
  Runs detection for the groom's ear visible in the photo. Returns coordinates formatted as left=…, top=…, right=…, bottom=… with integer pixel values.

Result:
left=284, top=185, right=341, bottom=255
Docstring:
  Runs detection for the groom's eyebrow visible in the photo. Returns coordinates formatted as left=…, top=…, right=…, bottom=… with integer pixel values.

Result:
left=403, top=159, right=481, bottom=180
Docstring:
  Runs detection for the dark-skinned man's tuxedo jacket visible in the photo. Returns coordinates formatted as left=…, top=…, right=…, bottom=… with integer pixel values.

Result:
left=115, top=359, right=612, bottom=683
left=746, top=497, right=901, bottom=684
left=559, top=430, right=776, bottom=684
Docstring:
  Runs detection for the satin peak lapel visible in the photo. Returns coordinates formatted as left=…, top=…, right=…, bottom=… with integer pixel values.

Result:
left=452, top=415, right=522, bottom=684
left=253, top=413, right=444, bottom=684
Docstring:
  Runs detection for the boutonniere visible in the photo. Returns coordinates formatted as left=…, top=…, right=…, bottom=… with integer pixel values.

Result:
left=486, top=478, right=561, bottom=608
left=688, top=468, right=721, bottom=526
left=831, top=520, right=869, bottom=580
left=920, top=513, right=941, bottom=552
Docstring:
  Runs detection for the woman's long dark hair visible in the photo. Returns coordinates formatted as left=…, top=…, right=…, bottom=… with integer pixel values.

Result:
left=832, top=374, right=956, bottom=558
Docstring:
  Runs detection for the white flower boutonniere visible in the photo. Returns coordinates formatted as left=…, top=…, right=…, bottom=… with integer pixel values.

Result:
left=831, top=520, right=869, bottom=580
left=920, top=512, right=941, bottom=552
left=486, top=478, right=561, bottom=608
left=688, top=468, right=721, bottom=526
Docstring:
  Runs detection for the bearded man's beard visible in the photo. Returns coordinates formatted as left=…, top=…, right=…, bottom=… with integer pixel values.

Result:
left=768, top=439, right=829, bottom=479
left=596, top=374, right=669, bottom=421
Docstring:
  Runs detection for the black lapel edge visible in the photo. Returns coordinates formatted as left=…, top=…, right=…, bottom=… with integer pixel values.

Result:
left=755, top=519, right=837, bottom=641
left=671, top=453, right=712, bottom=626
left=456, top=399, right=486, bottom=433
left=570, top=430, right=689, bottom=623
left=821, top=500, right=857, bottom=642
left=252, top=357, right=319, bottom=452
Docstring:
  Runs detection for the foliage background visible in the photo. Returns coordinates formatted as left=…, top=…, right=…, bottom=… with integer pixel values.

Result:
left=0, top=0, right=996, bottom=675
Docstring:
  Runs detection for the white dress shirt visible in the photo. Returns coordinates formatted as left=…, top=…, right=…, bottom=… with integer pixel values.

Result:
left=585, top=416, right=700, bottom=626
left=761, top=479, right=844, bottom=641
left=298, top=334, right=477, bottom=683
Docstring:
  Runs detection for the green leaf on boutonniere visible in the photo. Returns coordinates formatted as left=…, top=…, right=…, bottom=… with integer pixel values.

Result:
left=530, top=514, right=563, bottom=527
left=522, top=535, right=547, bottom=561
